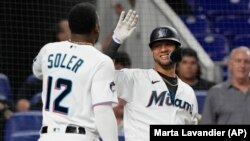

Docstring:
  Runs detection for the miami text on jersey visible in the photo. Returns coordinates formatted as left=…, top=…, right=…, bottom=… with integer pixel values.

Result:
left=146, top=91, right=192, bottom=114
left=48, top=53, right=83, bottom=73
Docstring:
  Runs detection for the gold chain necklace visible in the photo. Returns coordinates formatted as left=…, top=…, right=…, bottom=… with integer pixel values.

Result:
left=161, top=76, right=178, bottom=86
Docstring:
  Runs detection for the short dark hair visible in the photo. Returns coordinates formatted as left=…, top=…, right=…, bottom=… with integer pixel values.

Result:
left=176, top=48, right=201, bottom=79
left=114, top=51, right=132, bottom=67
left=181, top=48, right=198, bottom=60
left=68, top=2, right=98, bottom=34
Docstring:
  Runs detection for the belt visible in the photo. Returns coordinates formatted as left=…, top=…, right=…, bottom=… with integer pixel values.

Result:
left=41, top=126, right=86, bottom=134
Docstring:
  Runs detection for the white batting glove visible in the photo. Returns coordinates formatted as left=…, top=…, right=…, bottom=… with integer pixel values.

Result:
left=192, top=113, right=202, bottom=125
left=113, top=10, right=139, bottom=44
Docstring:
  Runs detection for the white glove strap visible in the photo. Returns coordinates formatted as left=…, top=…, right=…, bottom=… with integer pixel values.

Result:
left=112, top=35, right=122, bottom=44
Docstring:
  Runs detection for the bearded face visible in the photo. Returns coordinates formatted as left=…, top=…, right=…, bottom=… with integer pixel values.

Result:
left=151, top=40, right=177, bottom=68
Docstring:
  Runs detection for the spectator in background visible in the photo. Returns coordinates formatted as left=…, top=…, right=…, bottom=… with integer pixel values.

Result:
left=176, top=48, right=216, bottom=90
left=55, top=19, right=71, bottom=41
left=200, top=46, right=250, bottom=124
left=113, top=51, right=131, bottom=137
left=15, top=99, right=30, bottom=112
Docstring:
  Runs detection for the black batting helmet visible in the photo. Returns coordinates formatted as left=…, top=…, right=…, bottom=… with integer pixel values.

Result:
left=149, top=26, right=181, bottom=48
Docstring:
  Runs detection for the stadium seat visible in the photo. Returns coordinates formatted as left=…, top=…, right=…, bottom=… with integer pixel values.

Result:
left=195, top=34, right=230, bottom=61
left=195, top=90, right=207, bottom=114
left=17, top=74, right=42, bottom=100
left=119, top=136, right=125, bottom=141
left=231, top=34, right=250, bottom=50
left=6, top=132, right=40, bottom=141
left=193, top=0, right=250, bottom=16
left=30, top=92, right=41, bottom=106
left=180, top=15, right=210, bottom=35
left=222, top=65, right=229, bottom=81
left=0, top=73, right=12, bottom=101
left=26, top=74, right=40, bottom=84
left=211, top=16, right=250, bottom=40
left=4, top=111, right=42, bottom=141
left=29, top=92, right=42, bottom=111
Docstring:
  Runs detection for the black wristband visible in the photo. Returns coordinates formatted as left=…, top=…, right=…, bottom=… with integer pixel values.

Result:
left=103, top=39, right=121, bottom=59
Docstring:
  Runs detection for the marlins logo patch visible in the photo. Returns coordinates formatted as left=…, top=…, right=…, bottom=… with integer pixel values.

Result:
left=109, top=81, right=115, bottom=92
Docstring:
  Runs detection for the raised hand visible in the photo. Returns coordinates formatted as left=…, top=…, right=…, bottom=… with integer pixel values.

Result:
left=113, top=10, right=139, bottom=44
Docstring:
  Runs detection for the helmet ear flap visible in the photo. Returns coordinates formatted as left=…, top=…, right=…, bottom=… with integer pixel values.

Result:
left=149, top=26, right=181, bottom=48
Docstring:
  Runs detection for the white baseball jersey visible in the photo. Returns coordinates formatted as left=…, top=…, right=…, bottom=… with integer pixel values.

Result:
left=115, top=68, right=198, bottom=141
left=33, top=41, right=117, bottom=137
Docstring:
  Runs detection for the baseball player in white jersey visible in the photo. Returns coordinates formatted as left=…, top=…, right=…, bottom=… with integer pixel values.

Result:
left=115, top=68, right=198, bottom=141
left=106, top=14, right=199, bottom=140
left=32, top=3, right=138, bottom=141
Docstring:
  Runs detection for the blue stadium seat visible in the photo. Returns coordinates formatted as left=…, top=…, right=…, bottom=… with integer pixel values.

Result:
left=7, top=132, right=40, bottom=141
left=195, top=90, right=207, bottom=114
left=119, top=136, right=125, bottom=141
left=211, top=16, right=250, bottom=40
left=193, top=0, right=250, bottom=16
left=184, top=0, right=207, bottom=15
left=26, top=74, right=40, bottom=84
left=184, top=0, right=196, bottom=13
left=222, top=65, right=229, bottom=81
left=231, top=34, right=250, bottom=50
left=180, top=15, right=210, bottom=35
left=195, top=34, right=230, bottom=61
left=17, top=74, right=42, bottom=100
left=30, top=92, right=41, bottom=106
left=4, top=111, right=42, bottom=141
left=0, top=73, right=12, bottom=101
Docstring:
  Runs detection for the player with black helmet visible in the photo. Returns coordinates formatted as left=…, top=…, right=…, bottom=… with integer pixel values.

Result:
left=106, top=23, right=199, bottom=141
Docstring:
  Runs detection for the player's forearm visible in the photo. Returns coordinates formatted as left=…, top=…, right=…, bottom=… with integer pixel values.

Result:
left=94, top=105, right=118, bottom=141
left=103, top=38, right=121, bottom=59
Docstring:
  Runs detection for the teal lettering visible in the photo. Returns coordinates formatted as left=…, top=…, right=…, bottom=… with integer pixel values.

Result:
left=48, top=54, right=53, bottom=68
left=72, top=59, right=83, bottom=73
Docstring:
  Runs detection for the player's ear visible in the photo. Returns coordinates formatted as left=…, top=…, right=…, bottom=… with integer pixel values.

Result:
left=93, top=23, right=100, bottom=43
left=94, top=23, right=100, bottom=34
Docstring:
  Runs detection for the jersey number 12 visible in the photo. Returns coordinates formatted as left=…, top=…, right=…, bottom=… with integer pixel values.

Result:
left=45, top=76, right=72, bottom=114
